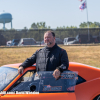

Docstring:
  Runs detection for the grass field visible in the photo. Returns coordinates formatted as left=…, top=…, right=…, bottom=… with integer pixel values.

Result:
left=0, top=45, right=100, bottom=68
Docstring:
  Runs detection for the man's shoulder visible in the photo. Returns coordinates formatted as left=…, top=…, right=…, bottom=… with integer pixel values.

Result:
left=56, top=45, right=65, bottom=52
left=36, top=47, right=46, bottom=52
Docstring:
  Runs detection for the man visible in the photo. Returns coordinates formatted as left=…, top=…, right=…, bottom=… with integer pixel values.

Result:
left=18, top=31, right=69, bottom=79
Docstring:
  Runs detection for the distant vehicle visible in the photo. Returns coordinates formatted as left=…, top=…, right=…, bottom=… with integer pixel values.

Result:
left=10, top=39, right=20, bottom=46
left=64, top=37, right=76, bottom=45
left=92, top=36, right=100, bottom=43
left=18, top=38, right=36, bottom=46
left=75, top=34, right=93, bottom=44
left=6, top=40, right=12, bottom=46
left=55, top=38, right=63, bottom=44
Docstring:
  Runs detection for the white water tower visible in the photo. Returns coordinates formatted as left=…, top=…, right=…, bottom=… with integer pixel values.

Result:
left=0, top=12, right=12, bottom=30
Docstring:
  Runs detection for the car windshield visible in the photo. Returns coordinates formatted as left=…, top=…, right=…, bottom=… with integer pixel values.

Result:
left=0, top=67, right=18, bottom=91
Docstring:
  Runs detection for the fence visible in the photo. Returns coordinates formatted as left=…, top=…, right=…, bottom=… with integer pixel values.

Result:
left=0, top=28, right=100, bottom=45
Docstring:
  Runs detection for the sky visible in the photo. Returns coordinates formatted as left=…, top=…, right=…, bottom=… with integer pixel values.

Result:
left=0, top=0, right=100, bottom=29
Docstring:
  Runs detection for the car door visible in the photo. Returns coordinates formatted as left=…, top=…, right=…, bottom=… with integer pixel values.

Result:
left=1, top=71, right=77, bottom=100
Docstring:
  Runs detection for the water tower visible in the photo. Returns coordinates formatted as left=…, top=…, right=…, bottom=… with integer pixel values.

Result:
left=0, top=12, right=12, bottom=30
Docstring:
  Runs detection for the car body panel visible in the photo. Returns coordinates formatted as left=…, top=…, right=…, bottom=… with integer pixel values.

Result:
left=68, top=62, right=100, bottom=81
left=3, top=63, right=22, bottom=69
left=1, top=93, right=76, bottom=100
left=4, top=62, right=100, bottom=82
left=0, top=64, right=77, bottom=100
left=75, top=78, right=100, bottom=100
left=0, top=62, right=100, bottom=100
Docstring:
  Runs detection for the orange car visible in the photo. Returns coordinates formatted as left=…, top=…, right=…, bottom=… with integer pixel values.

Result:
left=0, top=62, right=100, bottom=100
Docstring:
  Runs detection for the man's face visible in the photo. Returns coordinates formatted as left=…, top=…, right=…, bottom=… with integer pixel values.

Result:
left=44, top=32, right=55, bottom=47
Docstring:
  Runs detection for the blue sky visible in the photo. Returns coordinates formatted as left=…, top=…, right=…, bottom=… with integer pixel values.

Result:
left=0, top=0, right=99, bottom=29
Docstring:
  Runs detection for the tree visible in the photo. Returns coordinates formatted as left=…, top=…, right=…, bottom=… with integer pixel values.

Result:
left=31, top=22, right=51, bottom=29
left=79, top=22, right=100, bottom=28
left=57, top=26, right=66, bottom=29
left=37, top=22, right=46, bottom=29
left=23, top=27, right=28, bottom=30
left=31, top=23, right=38, bottom=29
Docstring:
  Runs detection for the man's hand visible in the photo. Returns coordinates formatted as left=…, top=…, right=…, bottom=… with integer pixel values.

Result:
left=53, top=69, right=61, bottom=80
left=18, top=66, right=24, bottom=74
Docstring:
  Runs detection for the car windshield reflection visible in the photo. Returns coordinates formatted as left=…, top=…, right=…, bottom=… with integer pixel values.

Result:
left=0, top=67, right=18, bottom=91
left=39, top=71, right=78, bottom=93
left=10, top=71, right=78, bottom=93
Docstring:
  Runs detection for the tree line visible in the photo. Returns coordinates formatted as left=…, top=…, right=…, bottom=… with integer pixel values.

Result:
left=29, top=21, right=100, bottom=29
left=0, top=21, right=100, bottom=30
left=0, top=28, right=100, bottom=42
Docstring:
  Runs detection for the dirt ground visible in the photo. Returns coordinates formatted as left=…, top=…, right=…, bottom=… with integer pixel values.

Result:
left=0, top=45, right=100, bottom=68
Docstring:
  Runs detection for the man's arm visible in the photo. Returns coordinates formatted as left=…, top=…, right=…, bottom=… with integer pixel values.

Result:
left=57, top=49, right=69, bottom=72
left=53, top=49, right=69, bottom=79
left=18, top=50, right=38, bottom=74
